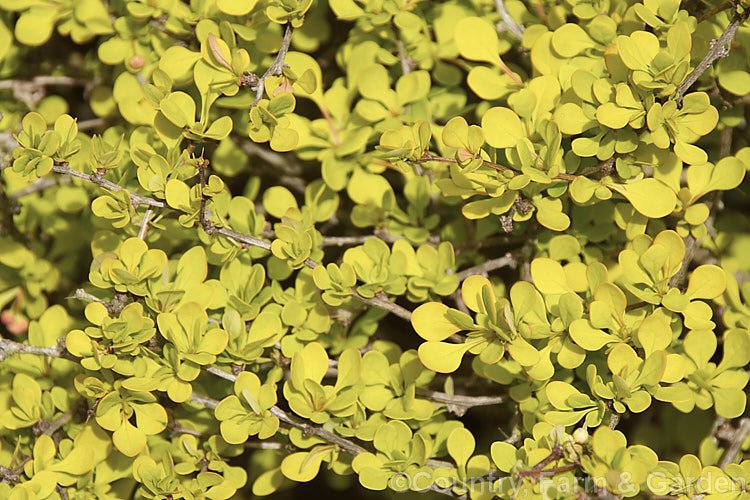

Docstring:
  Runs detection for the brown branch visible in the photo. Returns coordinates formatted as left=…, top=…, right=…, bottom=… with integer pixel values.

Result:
left=416, top=389, right=505, bottom=409
left=578, top=156, right=615, bottom=177
left=76, top=118, right=107, bottom=132
left=320, top=235, right=380, bottom=247
left=204, top=365, right=238, bottom=382
left=455, top=253, right=516, bottom=282
left=41, top=407, right=76, bottom=436
left=320, top=230, right=438, bottom=248
left=137, top=206, right=153, bottom=240
left=718, top=418, right=750, bottom=469
left=10, top=176, right=72, bottom=200
left=351, top=290, right=412, bottom=322
left=0, top=76, right=89, bottom=90
left=675, top=11, right=749, bottom=104
left=230, top=135, right=302, bottom=175
left=52, top=163, right=165, bottom=208
left=697, top=1, right=732, bottom=23
left=515, top=445, right=578, bottom=478
left=252, top=24, right=293, bottom=109
left=418, top=152, right=579, bottom=181
left=269, top=405, right=369, bottom=456
left=669, top=235, right=698, bottom=289
left=189, top=392, right=219, bottom=409
left=396, top=40, right=414, bottom=75
left=213, top=226, right=272, bottom=251
left=193, top=371, right=462, bottom=472
left=608, top=411, right=620, bottom=429
left=0, top=338, right=69, bottom=362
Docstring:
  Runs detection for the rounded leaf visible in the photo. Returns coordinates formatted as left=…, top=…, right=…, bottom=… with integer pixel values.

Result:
left=418, top=341, right=473, bottom=373
left=482, top=107, right=524, bottom=148
left=685, top=265, right=726, bottom=300
left=411, top=302, right=463, bottom=341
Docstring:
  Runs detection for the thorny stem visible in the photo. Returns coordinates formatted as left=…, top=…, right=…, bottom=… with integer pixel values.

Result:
left=674, top=10, right=749, bottom=104
left=252, top=24, right=294, bottom=109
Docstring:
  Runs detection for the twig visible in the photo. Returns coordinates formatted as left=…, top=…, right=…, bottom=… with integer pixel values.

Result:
left=418, top=152, right=579, bottom=181
left=494, top=0, right=525, bottom=40
left=213, top=226, right=272, bottom=250
left=455, top=253, right=516, bottom=282
left=41, top=407, right=76, bottom=436
left=244, top=441, right=292, bottom=450
left=503, top=425, right=522, bottom=445
left=189, top=386, right=369, bottom=455
left=68, top=288, right=108, bottom=306
left=320, top=233, right=424, bottom=247
left=669, top=235, right=698, bottom=289
left=396, top=40, right=413, bottom=75
left=230, top=135, right=302, bottom=175
left=76, top=118, right=107, bottom=131
left=351, top=290, right=412, bottom=322
left=189, top=392, right=219, bottom=409
left=137, top=206, right=153, bottom=240
left=674, top=11, right=749, bottom=104
left=52, top=163, right=165, bottom=208
left=697, top=1, right=732, bottom=23
left=416, top=389, right=505, bottom=408
left=578, top=156, right=615, bottom=177
left=608, top=411, right=620, bottom=429
left=719, top=418, right=750, bottom=469
left=0, top=338, right=70, bottom=362
left=515, top=445, right=578, bottom=478
left=320, top=235, right=380, bottom=247
left=270, top=405, right=369, bottom=456
left=0, top=76, right=89, bottom=90
left=56, top=486, right=69, bottom=500
left=252, top=24, right=293, bottom=108
left=10, top=176, right=71, bottom=200
left=204, top=365, right=238, bottom=382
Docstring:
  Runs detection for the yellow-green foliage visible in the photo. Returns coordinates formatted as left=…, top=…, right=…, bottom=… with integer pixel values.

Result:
left=1, top=0, right=750, bottom=498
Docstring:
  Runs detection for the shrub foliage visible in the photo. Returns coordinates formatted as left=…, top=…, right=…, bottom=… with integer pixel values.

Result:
left=1, top=0, right=750, bottom=498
